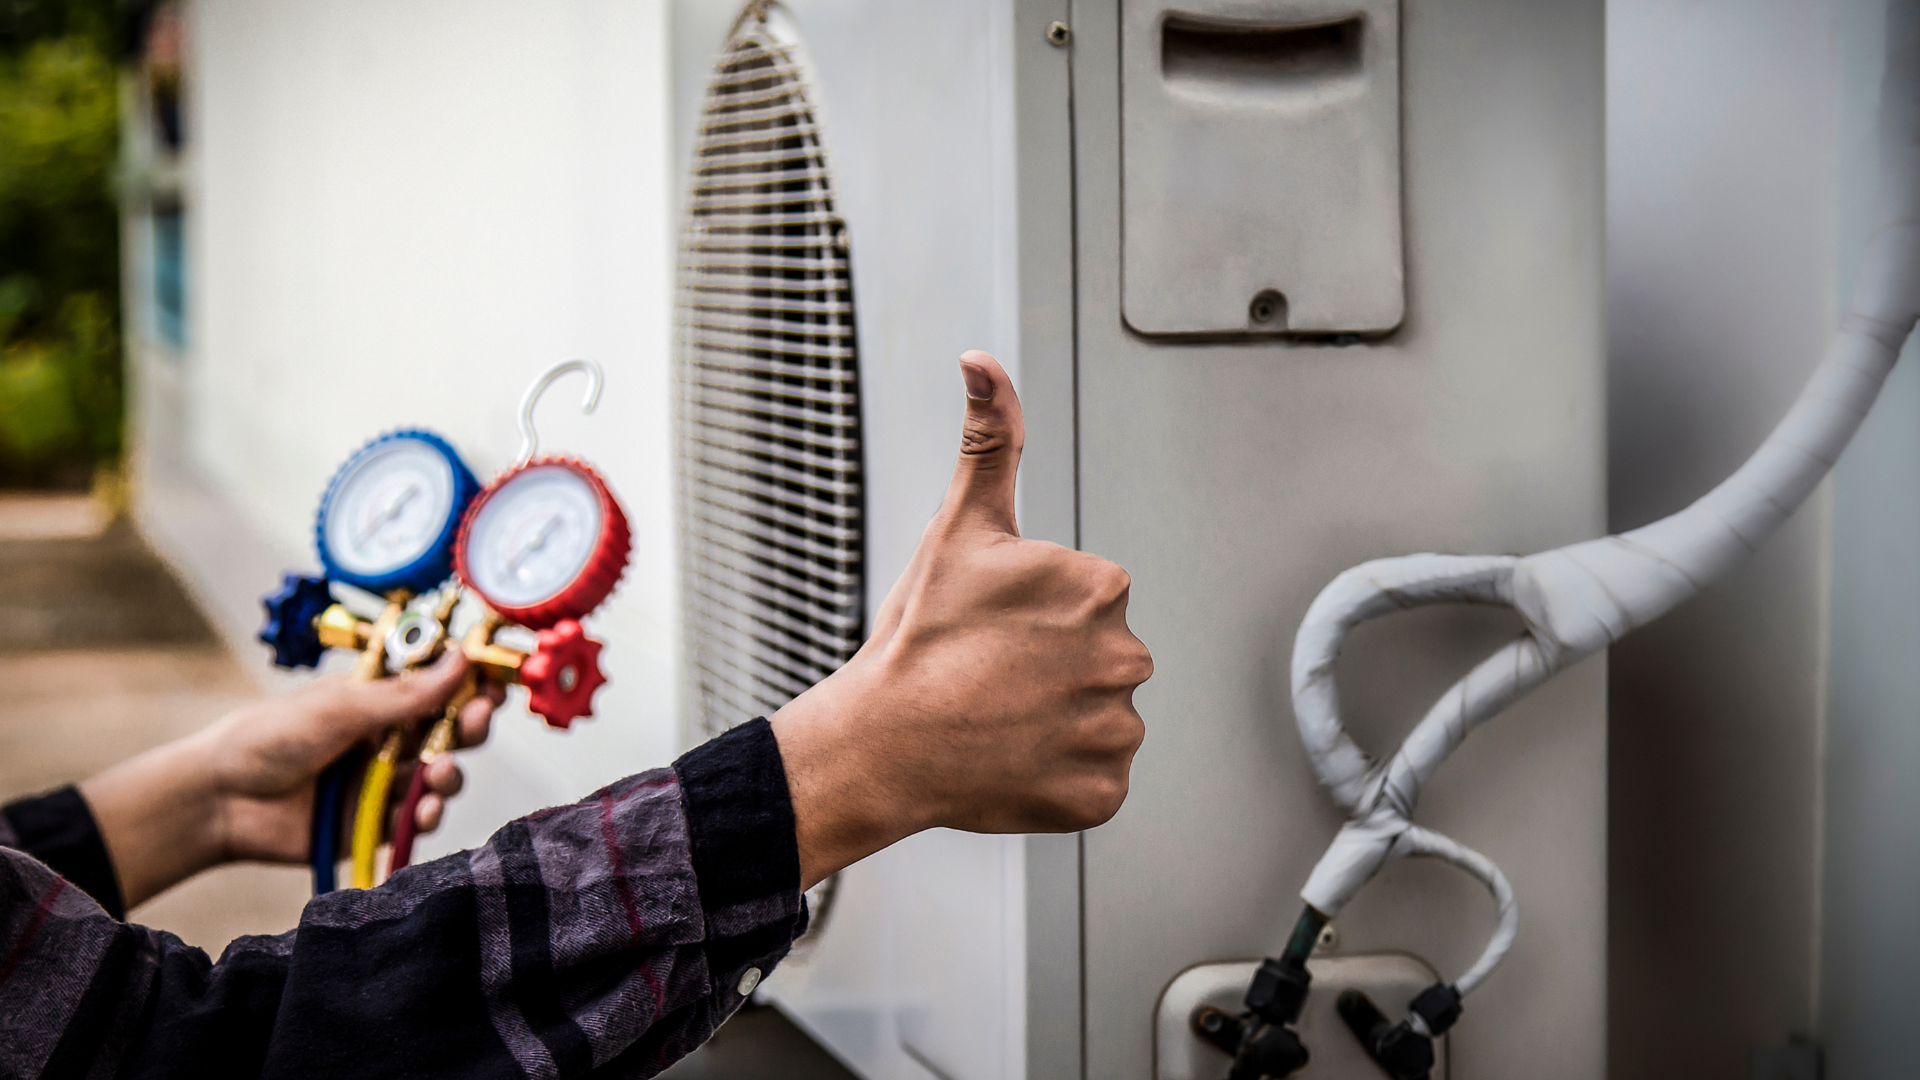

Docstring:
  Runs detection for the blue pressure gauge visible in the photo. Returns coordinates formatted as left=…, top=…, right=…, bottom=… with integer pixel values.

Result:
left=314, top=430, right=480, bottom=595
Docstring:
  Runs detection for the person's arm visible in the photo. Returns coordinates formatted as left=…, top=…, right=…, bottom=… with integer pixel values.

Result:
left=0, top=350, right=1148, bottom=1080
left=772, top=351, right=1151, bottom=887
left=74, top=649, right=496, bottom=909
left=0, top=651, right=492, bottom=916
left=0, top=785, right=126, bottom=917
left=0, top=718, right=802, bottom=1079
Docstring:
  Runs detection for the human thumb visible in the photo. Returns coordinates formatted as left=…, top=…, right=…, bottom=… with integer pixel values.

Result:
left=938, top=350, right=1024, bottom=536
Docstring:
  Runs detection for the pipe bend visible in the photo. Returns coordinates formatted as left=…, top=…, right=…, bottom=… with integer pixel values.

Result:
left=1291, top=554, right=1519, bottom=810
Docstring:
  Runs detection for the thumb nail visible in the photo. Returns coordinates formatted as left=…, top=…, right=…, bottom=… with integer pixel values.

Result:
left=961, top=360, right=993, bottom=400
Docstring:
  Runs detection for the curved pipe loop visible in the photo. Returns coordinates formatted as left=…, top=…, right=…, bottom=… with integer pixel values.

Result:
left=1393, top=825, right=1516, bottom=998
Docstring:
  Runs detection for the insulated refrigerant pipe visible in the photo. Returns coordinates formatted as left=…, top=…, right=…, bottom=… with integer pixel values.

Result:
left=1287, top=0, right=1920, bottom=1011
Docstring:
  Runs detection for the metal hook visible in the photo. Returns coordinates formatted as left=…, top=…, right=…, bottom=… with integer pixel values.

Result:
left=516, top=359, right=603, bottom=464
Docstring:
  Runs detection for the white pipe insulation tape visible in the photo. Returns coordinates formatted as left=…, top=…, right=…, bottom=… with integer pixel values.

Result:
left=1290, top=0, right=1920, bottom=1007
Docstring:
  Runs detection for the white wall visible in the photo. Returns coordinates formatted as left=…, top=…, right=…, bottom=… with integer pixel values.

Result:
left=1606, top=1, right=1848, bottom=1075
left=139, top=0, right=680, bottom=850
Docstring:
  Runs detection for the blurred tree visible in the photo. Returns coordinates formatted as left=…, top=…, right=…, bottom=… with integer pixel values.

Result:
left=0, top=0, right=122, bottom=487
left=0, top=0, right=118, bottom=58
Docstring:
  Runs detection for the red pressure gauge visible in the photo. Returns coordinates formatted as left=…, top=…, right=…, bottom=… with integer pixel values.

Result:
left=455, top=456, right=631, bottom=629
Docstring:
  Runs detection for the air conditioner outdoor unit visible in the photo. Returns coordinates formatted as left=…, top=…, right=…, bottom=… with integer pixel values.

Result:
left=668, top=2, right=1607, bottom=1078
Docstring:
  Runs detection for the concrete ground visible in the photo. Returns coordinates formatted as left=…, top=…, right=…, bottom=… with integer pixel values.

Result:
left=0, top=492, right=854, bottom=1079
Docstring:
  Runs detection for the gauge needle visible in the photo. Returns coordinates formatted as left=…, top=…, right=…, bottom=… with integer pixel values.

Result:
left=506, top=516, right=560, bottom=577
left=359, top=484, right=420, bottom=545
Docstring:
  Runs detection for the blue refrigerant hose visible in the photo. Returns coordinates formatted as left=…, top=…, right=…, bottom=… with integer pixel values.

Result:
left=310, top=755, right=354, bottom=894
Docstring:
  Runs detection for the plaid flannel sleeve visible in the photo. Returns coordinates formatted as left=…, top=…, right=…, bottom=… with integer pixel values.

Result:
left=0, top=784, right=127, bottom=919
left=0, top=717, right=807, bottom=1080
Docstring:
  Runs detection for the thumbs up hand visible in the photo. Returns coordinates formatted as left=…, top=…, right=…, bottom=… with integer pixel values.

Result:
left=771, top=351, right=1152, bottom=889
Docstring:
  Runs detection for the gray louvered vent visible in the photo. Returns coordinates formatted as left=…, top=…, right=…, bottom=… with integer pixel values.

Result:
left=677, top=11, right=864, bottom=737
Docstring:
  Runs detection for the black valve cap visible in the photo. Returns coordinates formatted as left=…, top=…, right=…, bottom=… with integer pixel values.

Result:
left=1227, top=1021, right=1310, bottom=1080
left=1244, top=956, right=1312, bottom=1027
left=1409, top=982, right=1463, bottom=1036
left=1337, top=990, right=1435, bottom=1080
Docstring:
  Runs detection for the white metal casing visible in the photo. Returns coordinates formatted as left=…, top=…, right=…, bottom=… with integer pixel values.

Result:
left=669, top=3, right=1606, bottom=1078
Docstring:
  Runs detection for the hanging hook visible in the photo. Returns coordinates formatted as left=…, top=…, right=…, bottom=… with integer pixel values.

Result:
left=516, top=359, right=603, bottom=464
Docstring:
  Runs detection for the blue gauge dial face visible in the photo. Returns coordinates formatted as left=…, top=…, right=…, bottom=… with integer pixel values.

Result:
left=465, top=465, right=603, bottom=607
left=321, top=439, right=460, bottom=578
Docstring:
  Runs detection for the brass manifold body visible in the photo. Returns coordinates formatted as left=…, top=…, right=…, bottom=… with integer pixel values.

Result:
left=316, top=599, right=519, bottom=680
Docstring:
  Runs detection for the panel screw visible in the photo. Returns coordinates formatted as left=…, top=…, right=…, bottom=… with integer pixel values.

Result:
left=1316, top=923, right=1339, bottom=952
left=1249, top=289, right=1286, bottom=326
left=1046, top=21, right=1072, bottom=46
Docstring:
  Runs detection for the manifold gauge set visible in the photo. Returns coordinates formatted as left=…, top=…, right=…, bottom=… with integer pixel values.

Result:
left=258, top=360, right=630, bottom=893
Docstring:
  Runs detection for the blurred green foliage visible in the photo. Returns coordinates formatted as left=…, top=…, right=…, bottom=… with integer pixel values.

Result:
left=0, top=0, right=121, bottom=55
left=0, top=0, right=123, bottom=486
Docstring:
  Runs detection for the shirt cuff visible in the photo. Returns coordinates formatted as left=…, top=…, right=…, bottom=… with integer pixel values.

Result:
left=672, top=717, right=802, bottom=917
left=0, top=785, right=126, bottom=919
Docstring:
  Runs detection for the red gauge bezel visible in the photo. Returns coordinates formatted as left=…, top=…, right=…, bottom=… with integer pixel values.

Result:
left=454, top=455, right=631, bottom=629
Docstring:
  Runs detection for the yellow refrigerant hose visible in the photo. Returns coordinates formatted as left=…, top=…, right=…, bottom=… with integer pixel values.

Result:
left=350, top=728, right=407, bottom=889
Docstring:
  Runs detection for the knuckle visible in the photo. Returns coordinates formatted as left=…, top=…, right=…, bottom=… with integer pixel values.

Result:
left=1070, top=774, right=1130, bottom=830
left=1074, top=705, right=1145, bottom=763
left=1124, top=639, right=1154, bottom=684
left=960, top=417, right=1013, bottom=458
left=1058, top=554, right=1131, bottom=610
left=1103, top=705, right=1147, bottom=755
left=1094, top=637, right=1153, bottom=689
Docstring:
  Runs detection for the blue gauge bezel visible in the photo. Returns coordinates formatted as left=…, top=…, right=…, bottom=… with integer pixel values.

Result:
left=314, top=429, right=480, bottom=595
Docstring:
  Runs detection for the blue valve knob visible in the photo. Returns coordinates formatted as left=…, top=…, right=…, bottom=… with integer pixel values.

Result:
left=259, top=573, right=333, bottom=668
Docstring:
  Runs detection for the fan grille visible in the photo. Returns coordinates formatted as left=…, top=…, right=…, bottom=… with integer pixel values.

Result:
left=677, top=17, right=864, bottom=737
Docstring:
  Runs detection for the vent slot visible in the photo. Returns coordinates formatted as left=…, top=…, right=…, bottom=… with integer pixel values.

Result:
left=1161, top=14, right=1365, bottom=95
left=677, top=12, right=865, bottom=738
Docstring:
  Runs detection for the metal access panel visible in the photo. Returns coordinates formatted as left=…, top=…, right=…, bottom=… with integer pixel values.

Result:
left=669, top=2, right=1605, bottom=1078
left=1122, top=0, right=1404, bottom=335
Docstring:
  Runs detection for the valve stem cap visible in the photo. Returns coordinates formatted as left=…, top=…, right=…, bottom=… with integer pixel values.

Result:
left=1229, top=1022, right=1310, bottom=1080
left=521, top=619, right=607, bottom=728
left=1409, top=982, right=1463, bottom=1036
left=1337, top=990, right=1434, bottom=1080
left=1245, top=956, right=1312, bottom=1027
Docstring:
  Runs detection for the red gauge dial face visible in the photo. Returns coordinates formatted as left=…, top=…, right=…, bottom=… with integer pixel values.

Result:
left=456, top=457, right=630, bottom=629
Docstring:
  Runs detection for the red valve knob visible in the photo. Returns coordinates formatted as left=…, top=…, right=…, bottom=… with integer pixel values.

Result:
left=520, top=619, right=606, bottom=728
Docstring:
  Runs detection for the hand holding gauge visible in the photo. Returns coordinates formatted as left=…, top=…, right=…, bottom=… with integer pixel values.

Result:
left=256, top=360, right=631, bottom=893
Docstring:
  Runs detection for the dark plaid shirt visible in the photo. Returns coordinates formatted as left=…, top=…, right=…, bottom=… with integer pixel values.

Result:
left=0, top=718, right=806, bottom=1079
